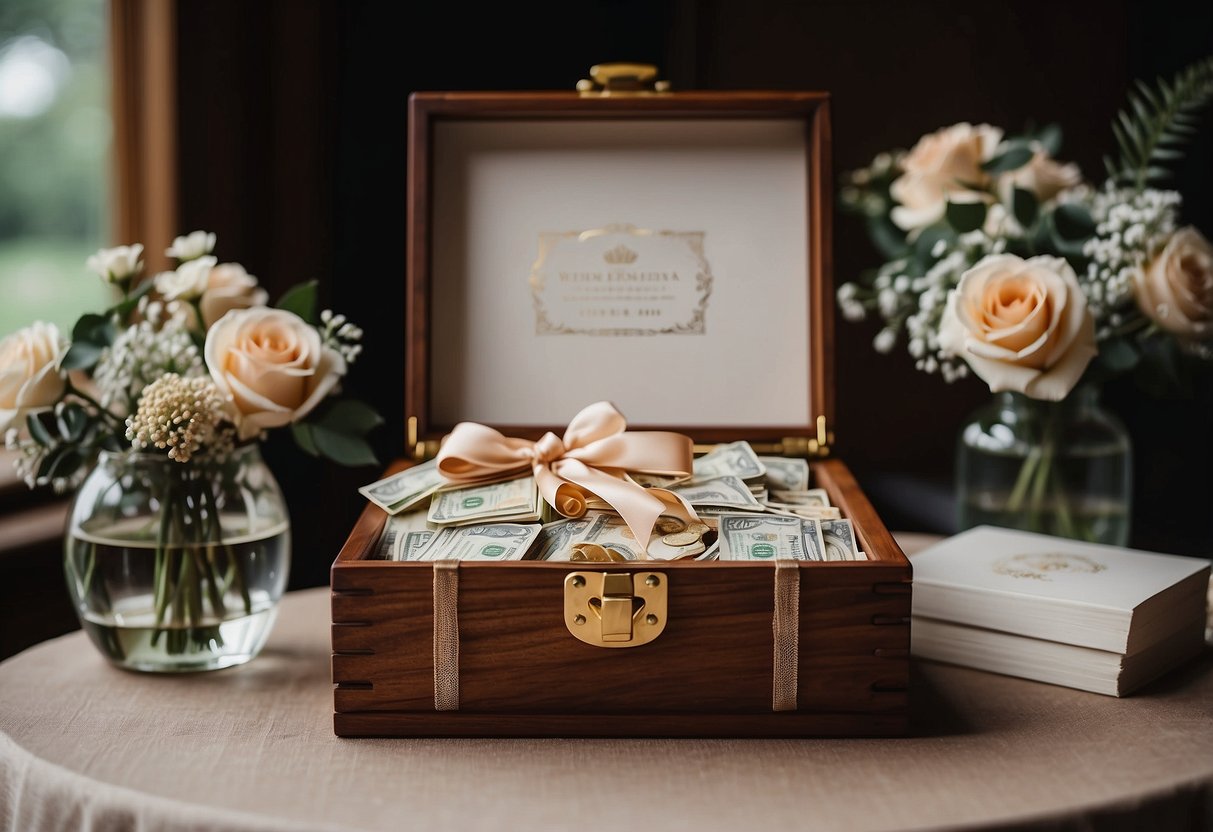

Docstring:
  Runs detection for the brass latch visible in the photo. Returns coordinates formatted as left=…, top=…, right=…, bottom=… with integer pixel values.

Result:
left=564, top=571, right=668, bottom=648
left=576, top=63, right=670, bottom=95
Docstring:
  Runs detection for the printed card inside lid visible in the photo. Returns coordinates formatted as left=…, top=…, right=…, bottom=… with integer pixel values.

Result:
left=410, top=94, right=832, bottom=442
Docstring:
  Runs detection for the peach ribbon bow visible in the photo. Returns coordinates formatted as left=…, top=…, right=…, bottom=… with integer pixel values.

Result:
left=435, top=401, right=699, bottom=548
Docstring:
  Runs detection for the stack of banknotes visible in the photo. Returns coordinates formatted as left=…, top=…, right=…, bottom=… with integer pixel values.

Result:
left=360, top=440, right=866, bottom=563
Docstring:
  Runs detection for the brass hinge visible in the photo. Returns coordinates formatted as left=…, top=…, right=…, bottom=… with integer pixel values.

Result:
left=407, top=416, right=440, bottom=462
left=576, top=63, right=670, bottom=96
left=693, top=416, right=834, bottom=459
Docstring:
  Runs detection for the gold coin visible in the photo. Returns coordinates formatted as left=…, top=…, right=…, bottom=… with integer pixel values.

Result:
left=687, top=522, right=710, bottom=535
left=662, top=531, right=701, bottom=547
left=655, top=518, right=686, bottom=535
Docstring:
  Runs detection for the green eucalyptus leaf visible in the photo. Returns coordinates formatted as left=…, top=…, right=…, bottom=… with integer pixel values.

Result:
left=310, top=425, right=378, bottom=467
left=26, top=413, right=55, bottom=447
left=276, top=281, right=318, bottom=324
left=981, top=146, right=1034, bottom=173
left=291, top=422, right=320, bottom=457
left=106, top=279, right=155, bottom=321
left=1036, top=123, right=1063, bottom=156
left=865, top=215, right=912, bottom=260
left=1053, top=203, right=1096, bottom=240
left=1012, top=188, right=1039, bottom=228
left=59, top=341, right=105, bottom=372
left=1099, top=337, right=1140, bottom=374
left=46, top=447, right=84, bottom=482
left=945, top=200, right=987, bottom=233
left=317, top=399, right=384, bottom=435
left=56, top=403, right=89, bottom=442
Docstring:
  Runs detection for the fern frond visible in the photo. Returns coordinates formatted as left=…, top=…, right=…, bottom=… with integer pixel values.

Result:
left=1106, top=57, right=1213, bottom=190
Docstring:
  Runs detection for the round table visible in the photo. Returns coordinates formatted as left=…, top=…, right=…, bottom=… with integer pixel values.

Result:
left=3, top=588, right=1213, bottom=831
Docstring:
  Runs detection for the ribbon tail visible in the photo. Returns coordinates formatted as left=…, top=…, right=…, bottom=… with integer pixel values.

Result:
left=551, top=460, right=699, bottom=549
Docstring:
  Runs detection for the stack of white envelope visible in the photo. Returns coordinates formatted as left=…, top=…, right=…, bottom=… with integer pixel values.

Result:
left=911, top=526, right=1211, bottom=696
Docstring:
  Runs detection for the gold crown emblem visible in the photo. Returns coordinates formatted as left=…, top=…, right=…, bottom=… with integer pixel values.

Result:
left=603, top=244, right=639, bottom=265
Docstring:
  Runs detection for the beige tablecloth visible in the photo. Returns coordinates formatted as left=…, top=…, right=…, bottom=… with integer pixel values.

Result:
left=3, top=582, right=1213, bottom=831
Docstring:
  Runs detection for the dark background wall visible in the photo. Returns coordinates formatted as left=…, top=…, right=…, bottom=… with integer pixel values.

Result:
left=173, top=0, right=1213, bottom=589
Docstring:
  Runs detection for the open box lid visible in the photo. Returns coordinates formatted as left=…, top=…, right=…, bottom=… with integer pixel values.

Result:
left=406, top=87, right=834, bottom=457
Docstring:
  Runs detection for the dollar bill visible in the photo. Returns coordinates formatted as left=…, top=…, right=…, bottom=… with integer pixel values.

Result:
left=669, top=475, right=764, bottom=511
left=398, top=530, right=435, bottom=561
left=769, top=488, right=831, bottom=507
left=719, top=514, right=809, bottom=561
left=532, top=516, right=595, bottom=561
left=360, top=459, right=447, bottom=515
left=692, top=441, right=766, bottom=482
left=374, top=508, right=434, bottom=560
left=415, top=522, right=541, bottom=561
left=718, top=513, right=826, bottom=562
left=759, top=457, right=810, bottom=491
left=567, top=512, right=646, bottom=561
left=427, top=476, right=541, bottom=526
left=799, top=517, right=826, bottom=562
left=821, top=519, right=859, bottom=562
left=763, top=503, right=843, bottom=521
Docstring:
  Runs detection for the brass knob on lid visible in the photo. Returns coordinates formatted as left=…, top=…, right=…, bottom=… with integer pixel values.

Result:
left=577, top=63, right=670, bottom=95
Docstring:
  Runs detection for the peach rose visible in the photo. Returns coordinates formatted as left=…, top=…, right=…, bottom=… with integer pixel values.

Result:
left=998, top=149, right=1082, bottom=203
left=1134, top=227, right=1213, bottom=339
left=200, top=263, right=269, bottom=329
left=939, top=254, right=1097, bottom=401
left=890, top=123, right=1004, bottom=233
left=0, top=322, right=67, bottom=432
left=204, top=307, right=345, bottom=439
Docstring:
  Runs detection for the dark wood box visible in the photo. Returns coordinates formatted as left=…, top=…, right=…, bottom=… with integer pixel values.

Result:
left=331, top=88, right=911, bottom=738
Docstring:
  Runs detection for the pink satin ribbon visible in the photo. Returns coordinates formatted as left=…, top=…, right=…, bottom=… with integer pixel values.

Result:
left=436, top=401, right=699, bottom=548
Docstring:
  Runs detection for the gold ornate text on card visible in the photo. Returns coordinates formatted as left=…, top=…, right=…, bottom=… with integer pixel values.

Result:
left=530, top=224, right=713, bottom=336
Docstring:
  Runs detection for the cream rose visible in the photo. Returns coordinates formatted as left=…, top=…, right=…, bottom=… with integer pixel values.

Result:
left=154, top=255, right=218, bottom=302
left=166, top=230, right=216, bottom=261
left=205, top=307, right=346, bottom=438
left=0, top=322, right=68, bottom=432
left=199, top=263, right=269, bottom=329
left=939, top=254, right=1097, bottom=401
left=890, top=122, right=1004, bottom=233
left=998, top=148, right=1081, bottom=203
left=86, top=244, right=144, bottom=283
left=1134, top=227, right=1213, bottom=339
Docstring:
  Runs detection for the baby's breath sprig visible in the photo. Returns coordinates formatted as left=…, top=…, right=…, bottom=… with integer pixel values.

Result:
left=319, top=308, right=364, bottom=364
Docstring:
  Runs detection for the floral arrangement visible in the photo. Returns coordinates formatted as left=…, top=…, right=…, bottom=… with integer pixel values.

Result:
left=2, top=230, right=380, bottom=491
left=0, top=231, right=380, bottom=664
left=838, top=57, right=1213, bottom=401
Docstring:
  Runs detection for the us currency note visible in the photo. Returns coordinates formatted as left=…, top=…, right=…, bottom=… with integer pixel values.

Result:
left=428, top=477, right=541, bottom=526
left=769, top=488, right=831, bottom=507
left=759, top=457, right=810, bottom=491
left=821, top=519, right=859, bottom=561
left=415, top=522, right=542, bottom=561
left=532, top=516, right=594, bottom=561
left=718, top=514, right=810, bottom=561
left=567, top=512, right=646, bottom=561
left=669, top=475, right=764, bottom=511
left=763, top=503, right=843, bottom=521
left=374, top=508, right=434, bottom=560
left=799, top=517, right=826, bottom=562
left=692, top=441, right=766, bottom=482
left=360, top=459, right=447, bottom=515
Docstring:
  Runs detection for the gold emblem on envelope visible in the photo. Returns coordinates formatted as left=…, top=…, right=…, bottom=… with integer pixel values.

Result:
left=529, top=223, right=713, bottom=336
left=992, top=552, right=1108, bottom=581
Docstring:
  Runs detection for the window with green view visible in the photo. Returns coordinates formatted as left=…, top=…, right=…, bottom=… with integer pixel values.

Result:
left=0, top=0, right=110, bottom=338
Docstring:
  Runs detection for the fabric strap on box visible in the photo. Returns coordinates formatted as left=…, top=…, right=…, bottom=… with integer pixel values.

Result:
left=432, top=560, right=460, bottom=711
left=772, top=560, right=800, bottom=712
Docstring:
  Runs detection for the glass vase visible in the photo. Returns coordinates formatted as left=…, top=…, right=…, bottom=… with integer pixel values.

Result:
left=64, top=444, right=290, bottom=672
left=956, top=386, right=1132, bottom=545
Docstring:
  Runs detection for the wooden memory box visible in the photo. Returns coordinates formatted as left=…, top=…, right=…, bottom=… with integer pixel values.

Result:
left=332, top=70, right=912, bottom=738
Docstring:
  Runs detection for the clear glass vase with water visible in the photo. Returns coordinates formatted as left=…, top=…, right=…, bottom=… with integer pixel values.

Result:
left=65, top=444, right=290, bottom=672
left=956, top=386, right=1132, bottom=545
